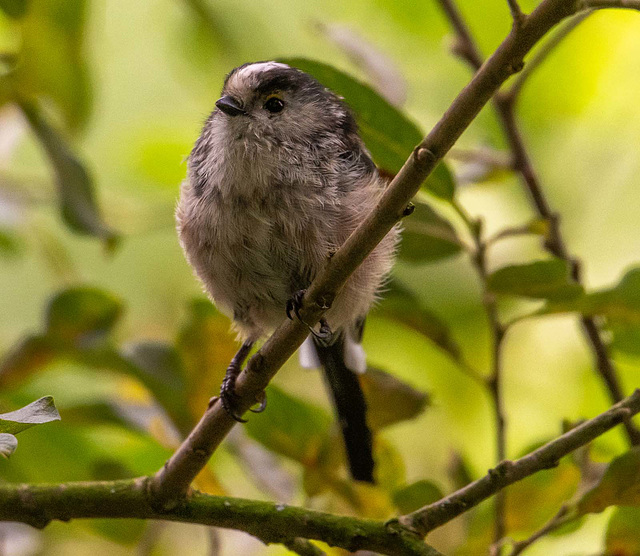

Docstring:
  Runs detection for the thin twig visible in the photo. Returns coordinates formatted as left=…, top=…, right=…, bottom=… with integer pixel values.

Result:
left=582, top=0, right=640, bottom=8
left=507, top=0, right=527, bottom=26
left=436, top=0, right=483, bottom=70
left=507, top=504, right=575, bottom=555
left=470, top=218, right=509, bottom=544
left=438, top=0, right=640, bottom=448
left=395, top=390, right=640, bottom=536
left=453, top=196, right=509, bottom=541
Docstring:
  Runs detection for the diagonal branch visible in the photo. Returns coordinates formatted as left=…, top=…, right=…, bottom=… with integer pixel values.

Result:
left=151, top=0, right=611, bottom=510
left=438, top=0, right=640, bottom=446
left=394, top=389, right=640, bottom=537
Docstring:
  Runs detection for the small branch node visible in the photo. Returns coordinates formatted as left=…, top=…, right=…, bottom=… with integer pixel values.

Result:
left=414, top=146, right=436, bottom=166
left=507, top=0, right=526, bottom=27
left=316, top=293, right=334, bottom=311
left=402, top=202, right=416, bottom=217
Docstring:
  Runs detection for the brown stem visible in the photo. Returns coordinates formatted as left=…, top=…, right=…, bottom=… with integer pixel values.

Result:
left=438, top=0, right=640, bottom=447
left=473, top=221, right=509, bottom=543
left=507, top=504, right=574, bottom=555
left=396, top=390, right=640, bottom=536
left=507, top=0, right=527, bottom=26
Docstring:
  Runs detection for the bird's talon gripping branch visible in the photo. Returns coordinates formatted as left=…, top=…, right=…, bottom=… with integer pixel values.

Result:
left=249, top=391, right=267, bottom=414
left=286, top=289, right=306, bottom=321
left=220, top=371, right=248, bottom=423
left=286, top=289, right=332, bottom=343
left=219, top=340, right=255, bottom=423
left=310, top=318, right=333, bottom=347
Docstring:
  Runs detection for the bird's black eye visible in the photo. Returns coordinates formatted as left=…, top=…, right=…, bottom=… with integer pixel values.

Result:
left=264, top=97, right=285, bottom=113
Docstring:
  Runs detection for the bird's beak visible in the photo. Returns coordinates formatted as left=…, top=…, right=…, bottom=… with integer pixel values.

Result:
left=215, top=95, right=246, bottom=117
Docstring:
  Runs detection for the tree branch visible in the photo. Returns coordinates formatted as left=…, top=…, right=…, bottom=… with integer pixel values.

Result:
left=149, top=0, right=589, bottom=510
left=581, top=0, right=640, bottom=8
left=456, top=205, right=509, bottom=543
left=0, top=479, right=440, bottom=556
left=507, top=504, right=574, bottom=555
left=395, top=389, right=640, bottom=537
left=438, top=0, right=640, bottom=446
left=1, top=393, right=638, bottom=554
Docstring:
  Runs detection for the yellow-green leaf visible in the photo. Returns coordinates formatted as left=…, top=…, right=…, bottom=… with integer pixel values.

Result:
left=578, top=448, right=640, bottom=515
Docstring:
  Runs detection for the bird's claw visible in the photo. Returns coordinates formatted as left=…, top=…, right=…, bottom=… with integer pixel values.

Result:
left=287, top=291, right=333, bottom=345
left=310, top=318, right=333, bottom=346
left=250, top=391, right=267, bottom=413
left=286, top=289, right=306, bottom=321
left=220, top=366, right=248, bottom=423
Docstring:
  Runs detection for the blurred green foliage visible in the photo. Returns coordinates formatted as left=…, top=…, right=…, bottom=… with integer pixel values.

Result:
left=2, top=0, right=640, bottom=555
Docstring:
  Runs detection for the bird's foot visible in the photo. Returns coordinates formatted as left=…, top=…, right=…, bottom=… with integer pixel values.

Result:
left=219, top=363, right=247, bottom=422
left=311, top=318, right=333, bottom=346
left=286, top=289, right=306, bottom=321
left=218, top=365, right=267, bottom=422
left=286, top=291, right=333, bottom=345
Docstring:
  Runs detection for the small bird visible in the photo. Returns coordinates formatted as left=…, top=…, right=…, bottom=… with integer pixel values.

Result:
left=176, top=61, right=398, bottom=483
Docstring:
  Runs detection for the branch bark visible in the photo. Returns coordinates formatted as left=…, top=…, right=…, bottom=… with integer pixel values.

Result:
left=1, top=391, right=637, bottom=554
left=149, top=0, right=587, bottom=510
left=395, top=389, right=640, bottom=537
left=0, top=479, right=440, bottom=556
left=437, top=0, right=640, bottom=447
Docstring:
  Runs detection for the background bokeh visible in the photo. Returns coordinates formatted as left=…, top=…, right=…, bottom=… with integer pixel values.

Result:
left=1, top=0, right=640, bottom=554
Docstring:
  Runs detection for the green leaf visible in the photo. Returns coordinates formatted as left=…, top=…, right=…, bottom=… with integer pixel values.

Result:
left=607, top=319, right=640, bottom=358
left=392, top=480, right=444, bottom=514
left=0, top=0, right=28, bottom=19
left=578, top=448, right=640, bottom=515
left=10, top=0, right=92, bottom=129
left=19, top=102, right=116, bottom=244
left=611, top=324, right=640, bottom=357
left=281, top=58, right=454, bottom=198
left=398, top=201, right=462, bottom=263
left=245, top=385, right=331, bottom=465
left=360, top=367, right=429, bottom=430
left=0, top=396, right=61, bottom=435
left=541, top=267, right=640, bottom=323
left=0, top=433, right=18, bottom=458
left=376, top=280, right=462, bottom=361
left=606, top=506, right=640, bottom=555
left=46, top=287, right=123, bottom=343
left=487, top=259, right=583, bottom=300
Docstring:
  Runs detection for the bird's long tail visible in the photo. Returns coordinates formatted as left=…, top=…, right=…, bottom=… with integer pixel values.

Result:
left=311, top=334, right=375, bottom=483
